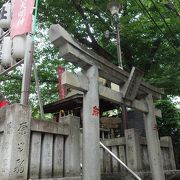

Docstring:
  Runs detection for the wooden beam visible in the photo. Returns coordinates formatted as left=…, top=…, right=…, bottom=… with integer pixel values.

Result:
left=122, top=67, right=144, bottom=101
left=49, top=24, right=164, bottom=99
left=61, top=71, right=162, bottom=117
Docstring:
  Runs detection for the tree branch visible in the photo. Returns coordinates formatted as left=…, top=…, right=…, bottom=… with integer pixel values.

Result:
left=71, top=0, right=115, bottom=62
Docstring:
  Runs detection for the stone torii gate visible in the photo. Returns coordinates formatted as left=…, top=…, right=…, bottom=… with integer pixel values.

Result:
left=49, top=24, right=165, bottom=180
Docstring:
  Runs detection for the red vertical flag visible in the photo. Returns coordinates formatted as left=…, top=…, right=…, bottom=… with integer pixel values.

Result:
left=10, top=0, right=35, bottom=38
left=58, top=66, right=67, bottom=99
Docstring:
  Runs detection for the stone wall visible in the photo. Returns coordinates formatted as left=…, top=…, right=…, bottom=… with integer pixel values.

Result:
left=0, top=104, right=81, bottom=180
left=100, top=129, right=176, bottom=174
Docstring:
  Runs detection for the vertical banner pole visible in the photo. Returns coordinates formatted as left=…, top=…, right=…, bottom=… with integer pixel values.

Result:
left=32, top=0, right=45, bottom=119
left=33, top=62, right=45, bottom=119
left=20, top=34, right=33, bottom=105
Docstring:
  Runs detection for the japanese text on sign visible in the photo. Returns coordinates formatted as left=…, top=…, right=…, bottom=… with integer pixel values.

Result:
left=10, top=0, right=35, bottom=37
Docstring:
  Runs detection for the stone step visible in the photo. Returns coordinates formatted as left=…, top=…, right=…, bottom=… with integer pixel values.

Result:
left=101, top=170, right=180, bottom=180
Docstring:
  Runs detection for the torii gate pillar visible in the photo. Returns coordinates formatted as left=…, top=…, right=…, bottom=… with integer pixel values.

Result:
left=144, top=94, right=165, bottom=180
left=83, top=65, right=101, bottom=180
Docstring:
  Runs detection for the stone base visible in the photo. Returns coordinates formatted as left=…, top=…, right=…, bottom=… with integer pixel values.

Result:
left=101, top=170, right=180, bottom=180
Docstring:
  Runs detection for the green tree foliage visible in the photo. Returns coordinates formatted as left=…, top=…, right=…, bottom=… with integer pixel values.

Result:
left=156, top=98, right=180, bottom=141
left=156, top=98, right=180, bottom=168
left=37, top=0, right=180, bottom=95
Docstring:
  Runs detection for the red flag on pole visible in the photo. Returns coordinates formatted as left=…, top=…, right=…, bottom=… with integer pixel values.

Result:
left=10, top=0, right=35, bottom=38
left=58, top=66, right=67, bottom=99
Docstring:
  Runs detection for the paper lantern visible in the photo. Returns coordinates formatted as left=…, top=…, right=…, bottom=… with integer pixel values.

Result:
left=12, top=35, right=26, bottom=62
left=1, top=36, right=12, bottom=68
left=0, top=2, right=12, bottom=30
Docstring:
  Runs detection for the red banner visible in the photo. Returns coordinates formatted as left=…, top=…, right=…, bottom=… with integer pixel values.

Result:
left=58, top=66, right=67, bottom=99
left=10, top=0, right=35, bottom=38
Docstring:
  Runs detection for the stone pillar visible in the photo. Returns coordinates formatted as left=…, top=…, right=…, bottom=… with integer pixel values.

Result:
left=160, top=136, right=176, bottom=170
left=0, top=104, right=31, bottom=180
left=125, top=128, right=142, bottom=171
left=61, top=115, right=80, bottom=176
left=83, top=66, right=100, bottom=180
left=143, top=94, right=165, bottom=180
